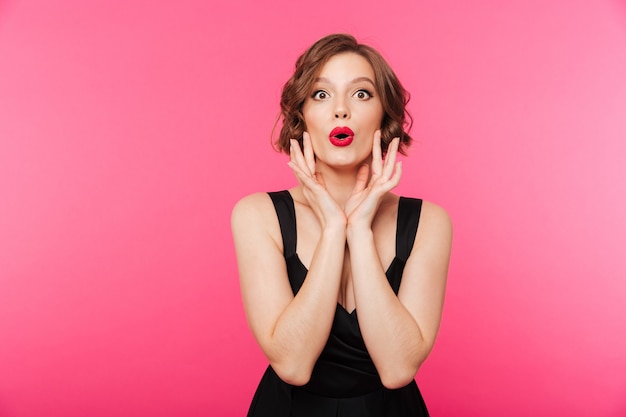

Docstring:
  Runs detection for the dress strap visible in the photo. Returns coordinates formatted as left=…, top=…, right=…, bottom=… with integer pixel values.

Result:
left=268, top=190, right=297, bottom=258
left=396, top=197, right=423, bottom=263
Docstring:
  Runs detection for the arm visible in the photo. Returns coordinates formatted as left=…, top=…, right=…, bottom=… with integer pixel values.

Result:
left=232, top=135, right=349, bottom=386
left=347, top=201, right=452, bottom=389
left=343, top=132, right=452, bottom=388
left=232, top=193, right=346, bottom=386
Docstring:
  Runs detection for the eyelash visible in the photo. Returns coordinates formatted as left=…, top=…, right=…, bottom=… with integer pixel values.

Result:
left=312, top=90, right=328, bottom=100
left=311, top=89, right=374, bottom=100
left=354, top=89, right=372, bottom=99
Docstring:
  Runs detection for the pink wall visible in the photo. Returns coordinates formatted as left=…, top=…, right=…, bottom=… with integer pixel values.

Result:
left=1, top=0, right=625, bottom=416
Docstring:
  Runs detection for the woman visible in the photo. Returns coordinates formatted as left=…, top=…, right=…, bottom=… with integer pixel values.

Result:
left=232, top=34, right=452, bottom=416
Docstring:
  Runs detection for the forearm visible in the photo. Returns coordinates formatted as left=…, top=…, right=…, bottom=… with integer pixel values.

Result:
left=347, top=226, right=428, bottom=388
left=266, top=225, right=346, bottom=384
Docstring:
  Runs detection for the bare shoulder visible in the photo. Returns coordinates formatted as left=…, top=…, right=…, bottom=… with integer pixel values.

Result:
left=416, top=200, right=453, bottom=247
left=231, top=192, right=274, bottom=222
left=420, top=200, right=452, bottom=230
left=231, top=192, right=282, bottom=248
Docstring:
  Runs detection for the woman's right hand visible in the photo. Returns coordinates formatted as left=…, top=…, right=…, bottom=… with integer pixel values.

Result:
left=287, top=132, right=347, bottom=230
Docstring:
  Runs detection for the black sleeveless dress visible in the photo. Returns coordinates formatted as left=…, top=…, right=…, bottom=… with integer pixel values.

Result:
left=247, top=190, right=429, bottom=417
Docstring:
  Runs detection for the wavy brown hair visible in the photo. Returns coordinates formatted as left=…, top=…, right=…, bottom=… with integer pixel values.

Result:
left=274, top=34, right=413, bottom=155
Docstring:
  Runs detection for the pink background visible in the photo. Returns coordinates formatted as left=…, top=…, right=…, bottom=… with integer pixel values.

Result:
left=1, top=0, right=625, bottom=416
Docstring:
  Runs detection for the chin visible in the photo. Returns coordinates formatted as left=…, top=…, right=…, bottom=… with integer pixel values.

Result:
left=328, top=156, right=369, bottom=170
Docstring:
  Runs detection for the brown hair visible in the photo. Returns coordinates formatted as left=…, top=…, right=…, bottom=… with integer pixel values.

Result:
left=274, top=33, right=413, bottom=155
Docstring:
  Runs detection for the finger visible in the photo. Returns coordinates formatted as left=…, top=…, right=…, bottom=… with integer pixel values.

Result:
left=288, top=142, right=313, bottom=181
left=373, top=161, right=402, bottom=195
left=387, top=161, right=402, bottom=189
left=290, top=139, right=310, bottom=175
left=287, top=160, right=306, bottom=181
left=302, top=132, right=316, bottom=174
left=371, top=130, right=383, bottom=176
left=353, top=164, right=370, bottom=195
left=381, top=138, right=400, bottom=179
left=288, top=160, right=318, bottom=189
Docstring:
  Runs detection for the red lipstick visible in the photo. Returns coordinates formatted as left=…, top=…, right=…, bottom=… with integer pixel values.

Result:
left=329, top=126, right=354, bottom=147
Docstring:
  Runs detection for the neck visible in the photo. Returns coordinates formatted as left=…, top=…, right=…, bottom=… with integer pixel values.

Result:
left=314, top=163, right=365, bottom=207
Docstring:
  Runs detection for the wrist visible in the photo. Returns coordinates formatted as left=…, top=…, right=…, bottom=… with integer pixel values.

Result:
left=322, top=220, right=348, bottom=239
left=346, top=223, right=373, bottom=242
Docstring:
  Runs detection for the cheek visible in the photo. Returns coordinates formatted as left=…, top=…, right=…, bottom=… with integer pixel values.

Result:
left=303, top=112, right=327, bottom=136
left=364, top=103, right=384, bottom=128
left=376, top=105, right=384, bottom=126
left=301, top=102, right=312, bottom=128
left=367, top=113, right=384, bottom=131
left=302, top=107, right=315, bottom=129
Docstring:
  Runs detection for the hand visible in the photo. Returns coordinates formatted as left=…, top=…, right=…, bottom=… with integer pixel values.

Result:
left=344, top=131, right=402, bottom=229
left=287, top=132, right=347, bottom=229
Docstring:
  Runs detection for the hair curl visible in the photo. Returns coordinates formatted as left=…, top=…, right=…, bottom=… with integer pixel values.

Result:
left=274, top=34, right=413, bottom=155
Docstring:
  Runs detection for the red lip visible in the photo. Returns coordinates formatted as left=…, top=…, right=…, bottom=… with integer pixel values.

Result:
left=329, top=126, right=354, bottom=147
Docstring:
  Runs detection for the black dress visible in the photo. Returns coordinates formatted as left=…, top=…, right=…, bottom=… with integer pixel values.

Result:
left=247, top=190, right=429, bottom=417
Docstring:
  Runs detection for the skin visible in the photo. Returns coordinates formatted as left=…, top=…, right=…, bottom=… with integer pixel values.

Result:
left=232, top=52, right=452, bottom=389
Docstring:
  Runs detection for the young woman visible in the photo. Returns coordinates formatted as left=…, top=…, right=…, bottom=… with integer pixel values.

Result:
left=232, top=34, right=452, bottom=416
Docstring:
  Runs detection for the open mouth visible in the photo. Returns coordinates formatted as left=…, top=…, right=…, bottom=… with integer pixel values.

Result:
left=328, top=126, right=355, bottom=146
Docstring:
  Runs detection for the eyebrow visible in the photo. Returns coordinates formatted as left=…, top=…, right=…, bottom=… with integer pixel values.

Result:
left=313, top=76, right=376, bottom=87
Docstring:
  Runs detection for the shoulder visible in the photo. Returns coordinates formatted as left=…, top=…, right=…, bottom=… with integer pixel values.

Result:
left=231, top=192, right=274, bottom=220
left=231, top=192, right=287, bottom=256
left=395, top=195, right=450, bottom=224
left=231, top=192, right=281, bottom=241
left=420, top=200, right=452, bottom=229
left=414, top=199, right=453, bottom=248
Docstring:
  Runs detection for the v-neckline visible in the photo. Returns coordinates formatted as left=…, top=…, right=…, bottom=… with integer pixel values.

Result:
left=285, top=190, right=401, bottom=316
left=336, top=302, right=357, bottom=316
left=293, top=254, right=399, bottom=316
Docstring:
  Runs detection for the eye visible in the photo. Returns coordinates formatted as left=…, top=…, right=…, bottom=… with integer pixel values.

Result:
left=312, top=90, right=329, bottom=100
left=354, top=89, right=372, bottom=100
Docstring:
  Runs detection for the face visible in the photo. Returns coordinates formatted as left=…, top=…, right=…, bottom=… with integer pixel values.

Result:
left=302, top=52, right=384, bottom=170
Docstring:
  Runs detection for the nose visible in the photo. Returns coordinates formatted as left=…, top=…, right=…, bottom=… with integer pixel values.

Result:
left=334, top=98, right=350, bottom=119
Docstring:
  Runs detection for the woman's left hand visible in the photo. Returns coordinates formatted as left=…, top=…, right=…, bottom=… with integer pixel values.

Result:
left=344, top=130, right=402, bottom=229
